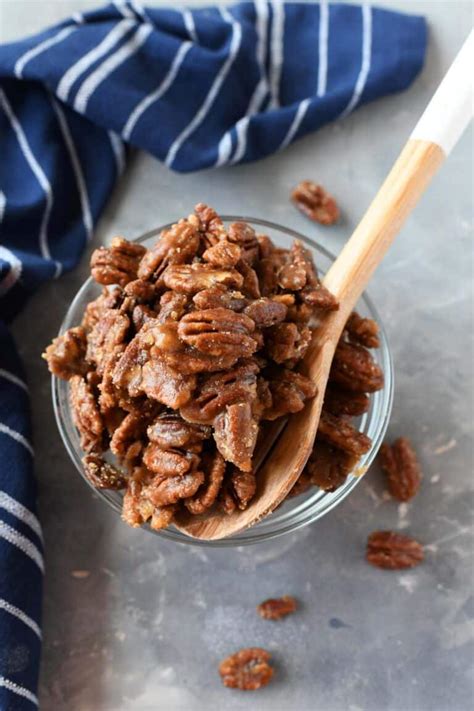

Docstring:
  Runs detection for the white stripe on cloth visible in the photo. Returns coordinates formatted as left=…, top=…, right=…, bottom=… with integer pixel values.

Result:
left=339, top=3, right=373, bottom=119
left=216, top=132, right=233, bottom=167
left=51, top=98, right=93, bottom=241
left=57, top=19, right=135, bottom=102
left=278, top=97, right=311, bottom=151
left=0, top=422, right=34, bottom=456
left=14, top=26, right=77, bottom=79
left=0, top=521, right=44, bottom=573
left=74, top=24, right=152, bottom=113
left=0, top=677, right=38, bottom=707
left=0, top=190, right=5, bottom=222
left=122, top=41, right=192, bottom=140
left=130, top=0, right=148, bottom=22
left=0, top=598, right=42, bottom=639
left=71, top=12, right=84, bottom=25
left=108, top=131, right=126, bottom=175
left=113, top=1, right=135, bottom=19
left=0, top=492, right=42, bottom=541
left=165, top=7, right=242, bottom=169
left=269, top=0, right=285, bottom=108
left=0, top=368, right=28, bottom=393
left=317, top=0, right=329, bottom=97
left=0, top=246, right=23, bottom=297
left=0, top=91, right=59, bottom=273
left=182, top=9, right=198, bottom=43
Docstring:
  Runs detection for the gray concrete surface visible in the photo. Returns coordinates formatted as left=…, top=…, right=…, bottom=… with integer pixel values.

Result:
left=1, top=1, right=473, bottom=709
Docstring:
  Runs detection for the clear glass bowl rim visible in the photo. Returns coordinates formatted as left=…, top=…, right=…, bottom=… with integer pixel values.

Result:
left=52, top=216, right=394, bottom=547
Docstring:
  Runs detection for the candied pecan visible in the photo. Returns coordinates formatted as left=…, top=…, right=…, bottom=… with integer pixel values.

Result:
left=142, top=442, right=199, bottom=477
left=185, top=450, right=226, bottom=514
left=366, top=531, right=424, bottom=570
left=143, top=469, right=205, bottom=507
left=124, top=279, right=156, bottom=302
left=157, top=291, right=189, bottom=323
left=163, top=263, right=243, bottom=294
left=180, top=361, right=258, bottom=424
left=324, top=384, right=370, bottom=417
left=331, top=341, right=384, bottom=393
left=219, top=648, right=273, bottom=691
left=82, top=454, right=127, bottom=490
left=253, top=377, right=273, bottom=419
left=148, top=413, right=210, bottom=450
left=345, top=312, right=380, bottom=348
left=137, top=220, right=200, bottom=281
left=380, top=437, right=422, bottom=502
left=218, top=481, right=237, bottom=515
left=81, top=287, right=123, bottom=331
left=69, top=375, right=105, bottom=453
left=194, top=203, right=226, bottom=246
left=265, top=322, right=312, bottom=363
left=193, top=285, right=247, bottom=312
left=202, top=240, right=241, bottom=267
left=86, top=309, right=130, bottom=375
left=305, top=440, right=356, bottom=492
left=287, top=469, right=313, bottom=498
left=132, top=304, right=156, bottom=332
left=263, top=369, right=316, bottom=420
left=256, top=254, right=284, bottom=296
left=122, top=467, right=177, bottom=528
left=277, top=243, right=308, bottom=290
left=178, top=308, right=257, bottom=359
left=257, top=595, right=297, bottom=620
left=91, top=237, right=146, bottom=286
left=257, top=234, right=274, bottom=259
left=141, top=359, right=196, bottom=409
left=213, top=402, right=258, bottom=471
left=236, top=260, right=261, bottom=299
left=228, top=222, right=259, bottom=263
left=291, top=180, right=339, bottom=225
left=110, top=413, right=147, bottom=464
left=43, top=326, right=88, bottom=380
left=230, top=466, right=257, bottom=509
left=299, top=283, right=338, bottom=311
left=244, top=298, right=287, bottom=327
left=318, top=410, right=371, bottom=457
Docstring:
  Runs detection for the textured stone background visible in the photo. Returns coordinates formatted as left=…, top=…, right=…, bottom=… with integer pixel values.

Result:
left=1, top=1, right=473, bottom=709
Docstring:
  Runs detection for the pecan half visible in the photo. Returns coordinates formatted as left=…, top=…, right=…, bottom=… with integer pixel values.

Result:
left=244, top=298, right=287, bottom=327
left=193, top=285, right=247, bottom=312
left=317, top=410, right=371, bottom=457
left=43, top=327, right=88, bottom=380
left=265, top=322, right=312, bottom=363
left=366, top=531, right=424, bottom=570
left=91, top=237, right=146, bottom=286
left=263, top=369, right=316, bottom=420
left=147, top=413, right=210, bottom=450
left=157, top=291, right=189, bottom=323
left=331, top=341, right=384, bottom=393
left=178, top=308, right=257, bottom=359
left=86, top=309, right=129, bottom=376
left=142, top=442, right=199, bottom=477
left=213, top=402, right=258, bottom=471
left=230, top=466, right=257, bottom=509
left=137, top=220, right=200, bottom=281
left=219, top=648, right=274, bottom=691
left=257, top=595, right=297, bottom=620
left=143, top=469, right=205, bottom=507
left=324, top=384, right=370, bottom=417
left=163, top=264, right=243, bottom=294
left=194, top=203, right=226, bottom=247
left=345, top=312, right=380, bottom=348
left=379, top=437, right=422, bottom=502
left=109, top=412, right=147, bottom=465
left=228, top=222, right=259, bottom=263
left=291, top=180, right=339, bottom=225
left=82, top=454, right=127, bottom=490
left=122, top=468, right=177, bottom=529
left=69, top=375, right=105, bottom=453
left=185, top=450, right=226, bottom=514
left=304, top=440, right=356, bottom=492
left=203, top=239, right=241, bottom=267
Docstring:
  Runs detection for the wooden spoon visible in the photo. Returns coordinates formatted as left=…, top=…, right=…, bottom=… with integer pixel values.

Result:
left=175, top=31, right=473, bottom=540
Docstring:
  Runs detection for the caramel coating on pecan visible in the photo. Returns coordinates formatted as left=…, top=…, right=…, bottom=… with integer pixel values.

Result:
left=318, top=410, right=371, bottom=457
left=148, top=413, right=210, bottom=449
left=324, top=384, right=370, bottom=417
left=228, top=222, right=259, bottom=263
left=366, top=531, right=424, bottom=570
left=193, top=285, right=247, bottom=312
left=91, top=237, right=146, bottom=286
left=244, top=298, right=287, bottom=327
left=69, top=375, right=104, bottom=453
left=203, top=239, right=242, bottom=267
left=86, top=309, right=129, bottom=376
left=265, top=322, right=311, bottom=363
left=163, top=263, right=243, bottom=294
left=43, top=327, right=88, bottom=380
left=304, top=440, right=356, bottom=492
left=122, top=467, right=177, bottom=529
left=380, top=437, right=422, bottom=502
left=194, top=203, right=226, bottom=246
left=291, top=180, right=339, bottom=225
left=110, top=412, right=147, bottom=465
left=219, top=648, right=274, bottom=691
left=185, top=450, right=226, bottom=514
left=263, top=369, right=316, bottom=421
left=257, top=595, right=297, bottom=620
left=213, top=402, right=258, bottom=472
left=137, top=220, right=200, bottom=281
left=143, top=469, right=205, bottom=507
left=82, top=454, right=127, bottom=490
left=178, top=308, right=257, bottom=359
left=230, top=466, right=257, bottom=509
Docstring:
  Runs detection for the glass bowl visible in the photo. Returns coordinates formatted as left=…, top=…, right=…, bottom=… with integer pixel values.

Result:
left=52, top=217, right=393, bottom=546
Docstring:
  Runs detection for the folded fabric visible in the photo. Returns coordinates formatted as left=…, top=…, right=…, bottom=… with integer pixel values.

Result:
left=0, top=1, right=426, bottom=707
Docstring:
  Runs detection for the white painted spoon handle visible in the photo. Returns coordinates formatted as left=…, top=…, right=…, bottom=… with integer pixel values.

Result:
left=324, top=30, right=474, bottom=309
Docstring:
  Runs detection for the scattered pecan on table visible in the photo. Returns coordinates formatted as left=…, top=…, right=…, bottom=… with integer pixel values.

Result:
left=366, top=531, right=424, bottom=570
left=257, top=595, right=297, bottom=620
left=380, top=437, right=422, bottom=502
left=44, top=204, right=384, bottom=531
left=291, top=180, right=340, bottom=225
left=219, top=648, right=274, bottom=690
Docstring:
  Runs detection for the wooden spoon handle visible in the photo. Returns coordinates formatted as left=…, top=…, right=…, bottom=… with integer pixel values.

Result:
left=324, top=30, right=473, bottom=315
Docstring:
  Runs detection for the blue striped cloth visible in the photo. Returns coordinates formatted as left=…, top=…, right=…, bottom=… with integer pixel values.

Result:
left=0, top=1, right=426, bottom=707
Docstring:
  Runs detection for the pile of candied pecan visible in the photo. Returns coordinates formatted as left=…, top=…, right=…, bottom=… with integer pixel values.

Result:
left=44, top=204, right=383, bottom=531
